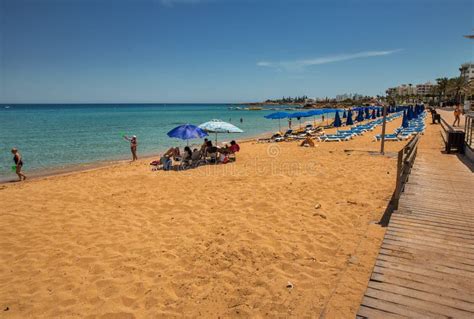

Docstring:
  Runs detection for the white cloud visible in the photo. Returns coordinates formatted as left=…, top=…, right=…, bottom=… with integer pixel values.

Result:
left=257, top=49, right=403, bottom=71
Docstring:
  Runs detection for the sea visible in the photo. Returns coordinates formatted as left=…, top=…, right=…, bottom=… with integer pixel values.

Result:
left=0, top=103, right=332, bottom=181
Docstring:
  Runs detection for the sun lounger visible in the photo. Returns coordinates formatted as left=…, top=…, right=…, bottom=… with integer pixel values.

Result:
left=318, top=134, right=350, bottom=142
left=373, top=134, right=400, bottom=141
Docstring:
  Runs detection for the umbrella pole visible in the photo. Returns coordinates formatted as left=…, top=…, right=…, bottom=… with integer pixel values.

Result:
left=380, top=105, right=388, bottom=155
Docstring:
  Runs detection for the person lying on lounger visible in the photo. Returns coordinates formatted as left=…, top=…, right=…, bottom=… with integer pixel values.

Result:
left=300, top=134, right=315, bottom=147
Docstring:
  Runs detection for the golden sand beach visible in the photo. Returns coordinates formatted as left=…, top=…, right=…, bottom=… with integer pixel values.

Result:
left=1, top=117, right=416, bottom=318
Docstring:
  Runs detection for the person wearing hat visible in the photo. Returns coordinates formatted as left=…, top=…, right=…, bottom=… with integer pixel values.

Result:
left=123, top=135, right=138, bottom=161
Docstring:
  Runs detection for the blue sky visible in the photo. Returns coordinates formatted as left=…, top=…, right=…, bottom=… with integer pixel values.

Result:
left=0, top=0, right=473, bottom=103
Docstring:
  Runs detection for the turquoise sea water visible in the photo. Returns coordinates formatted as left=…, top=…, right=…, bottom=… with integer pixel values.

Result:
left=0, top=104, right=331, bottom=180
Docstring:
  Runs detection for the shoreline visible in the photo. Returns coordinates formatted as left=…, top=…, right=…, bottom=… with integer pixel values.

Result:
left=0, top=129, right=276, bottom=184
left=1, top=116, right=326, bottom=184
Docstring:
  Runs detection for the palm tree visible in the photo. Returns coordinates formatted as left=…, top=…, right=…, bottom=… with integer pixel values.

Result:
left=435, top=77, right=449, bottom=104
left=447, top=76, right=469, bottom=104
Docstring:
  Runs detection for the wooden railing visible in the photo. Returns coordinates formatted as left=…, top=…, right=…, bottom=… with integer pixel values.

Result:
left=379, top=134, right=421, bottom=226
left=465, top=113, right=474, bottom=151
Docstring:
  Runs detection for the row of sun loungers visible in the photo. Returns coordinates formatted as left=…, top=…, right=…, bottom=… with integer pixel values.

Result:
left=257, top=111, right=423, bottom=144
left=373, top=113, right=426, bottom=141
left=257, top=125, right=324, bottom=143
left=317, top=112, right=404, bottom=142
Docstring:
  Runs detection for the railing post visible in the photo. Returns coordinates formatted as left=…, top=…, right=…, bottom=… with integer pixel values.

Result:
left=393, top=150, right=403, bottom=210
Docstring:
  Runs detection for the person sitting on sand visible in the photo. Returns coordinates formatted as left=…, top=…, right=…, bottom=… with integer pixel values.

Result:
left=191, top=148, right=202, bottom=162
left=123, top=135, right=138, bottom=161
left=182, top=146, right=192, bottom=165
left=219, top=140, right=240, bottom=154
left=300, top=134, right=315, bottom=147
left=205, top=141, right=219, bottom=163
left=11, top=148, right=27, bottom=181
left=164, top=147, right=181, bottom=160
left=200, top=138, right=212, bottom=157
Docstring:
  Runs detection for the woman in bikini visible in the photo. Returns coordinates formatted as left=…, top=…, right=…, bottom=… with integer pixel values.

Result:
left=453, top=105, right=461, bottom=127
left=124, top=135, right=138, bottom=161
left=11, top=148, right=27, bottom=181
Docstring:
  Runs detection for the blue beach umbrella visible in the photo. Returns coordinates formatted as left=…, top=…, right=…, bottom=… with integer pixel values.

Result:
left=333, top=110, right=342, bottom=127
left=320, top=108, right=338, bottom=126
left=264, top=111, right=289, bottom=132
left=412, top=106, right=419, bottom=119
left=199, top=119, right=244, bottom=144
left=342, top=110, right=347, bottom=118
left=306, top=109, right=324, bottom=126
left=167, top=124, right=208, bottom=145
left=365, top=108, right=371, bottom=119
left=289, top=111, right=312, bottom=128
left=346, top=110, right=354, bottom=126
left=402, top=111, right=409, bottom=128
left=289, top=111, right=312, bottom=118
left=357, top=109, right=364, bottom=122
left=407, top=107, right=413, bottom=121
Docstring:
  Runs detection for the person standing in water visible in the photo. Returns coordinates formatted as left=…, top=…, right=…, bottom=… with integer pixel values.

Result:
left=124, top=135, right=138, bottom=161
left=11, top=148, right=26, bottom=181
left=240, top=117, right=243, bottom=123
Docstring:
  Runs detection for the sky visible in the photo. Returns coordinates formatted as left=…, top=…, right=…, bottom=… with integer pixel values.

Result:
left=0, top=0, right=473, bottom=103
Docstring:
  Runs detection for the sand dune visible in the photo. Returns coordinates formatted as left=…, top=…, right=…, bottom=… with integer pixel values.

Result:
left=1, top=117, right=409, bottom=318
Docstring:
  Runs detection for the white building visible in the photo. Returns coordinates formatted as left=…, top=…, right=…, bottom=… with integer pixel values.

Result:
left=396, top=84, right=417, bottom=96
left=416, top=82, right=435, bottom=96
left=460, top=62, right=474, bottom=81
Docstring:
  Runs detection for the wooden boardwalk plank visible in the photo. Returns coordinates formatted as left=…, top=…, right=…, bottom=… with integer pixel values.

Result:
left=364, top=287, right=472, bottom=318
left=357, top=121, right=474, bottom=318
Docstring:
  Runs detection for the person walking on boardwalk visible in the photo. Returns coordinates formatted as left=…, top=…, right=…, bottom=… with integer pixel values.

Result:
left=123, top=135, right=138, bottom=161
left=11, top=148, right=26, bottom=181
left=453, top=105, right=461, bottom=127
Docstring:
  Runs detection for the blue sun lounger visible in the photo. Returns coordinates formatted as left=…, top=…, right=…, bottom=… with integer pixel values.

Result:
left=374, top=133, right=400, bottom=141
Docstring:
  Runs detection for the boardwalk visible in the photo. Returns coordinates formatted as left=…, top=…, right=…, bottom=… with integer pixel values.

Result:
left=357, top=122, right=474, bottom=318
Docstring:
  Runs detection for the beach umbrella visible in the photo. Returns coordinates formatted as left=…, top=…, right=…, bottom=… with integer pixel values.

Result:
left=346, top=110, right=354, bottom=126
left=357, top=109, right=364, bottom=122
left=289, top=111, right=312, bottom=118
left=365, top=108, right=371, bottom=120
left=407, top=107, right=413, bottom=121
left=167, top=124, right=208, bottom=146
left=412, top=106, right=419, bottom=119
left=342, top=110, right=347, bottom=118
left=333, top=110, right=342, bottom=127
left=289, top=111, right=312, bottom=128
left=264, top=111, right=289, bottom=132
left=199, top=119, right=244, bottom=144
left=322, top=108, right=338, bottom=125
left=307, top=109, right=324, bottom=126
left=402, top=111, right=409, bottom=128
left=371, top=109, right=376, bottom=119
